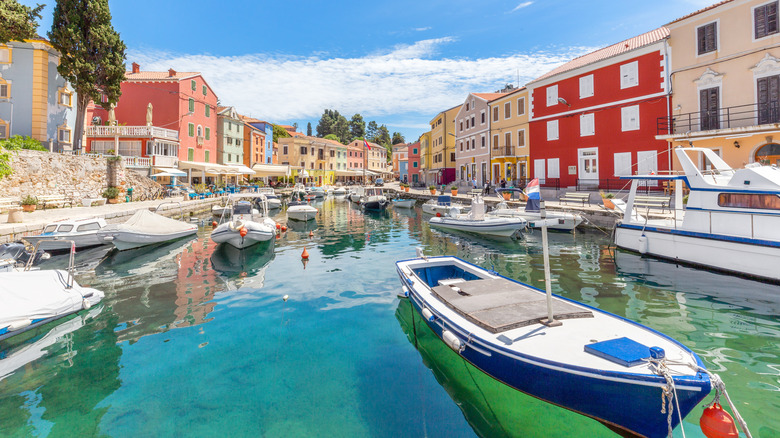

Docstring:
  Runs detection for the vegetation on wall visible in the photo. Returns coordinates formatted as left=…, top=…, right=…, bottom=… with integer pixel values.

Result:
left=0, top=136, right=48, bottom=180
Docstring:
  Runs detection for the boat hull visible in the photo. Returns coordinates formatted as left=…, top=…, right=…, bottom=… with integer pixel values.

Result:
left=97, top=228, right=197, bottom=251
left=490, top=209, right=582, bottom=231
left=422, top=203, right=471, bottom=215
left=615, top=223, right=780, bottom=282
left=429, top=217, right=525, bottom=238
left=211, top=221, right=275, bottom=249
left=392, top=199, right=415, bottom=208
left=23, top=233, right=109, bottom=252
left=362, top=199, right=388, bottom=210
left=287, top=206, right=317, bottom=221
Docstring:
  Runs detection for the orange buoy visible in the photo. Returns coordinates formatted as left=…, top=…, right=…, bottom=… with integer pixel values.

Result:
left=700, top=403, right=738, bottom=438
left=276, top=223, right=281, bottom=230
left=212, top=221, right=218, bottom=228
left=301, top=258, right=308, bottom=269
left=239, top=228, right=248, bottom=237
left=281, top=225, right=287, bottom=232
left=436, top=212, right=442, bottom=217
left=275, top=233, right=280, bottom=239
left=301, top=246, right=309, bottom=260
left=309, top=230, right=314, bottom=238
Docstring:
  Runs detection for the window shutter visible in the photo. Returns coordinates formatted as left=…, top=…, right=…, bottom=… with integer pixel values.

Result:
left=706, top=23, right=716, bottom=52
left=757, top=5, right=767, bottom=39
left=769, top=2, right=779, bottom=35
left=518, top=130, right=525, bottom=146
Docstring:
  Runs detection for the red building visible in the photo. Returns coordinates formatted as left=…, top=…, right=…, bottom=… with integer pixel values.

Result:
left=87, top=63, right=218, bottom=165
left=527, top=28, right=671, bottom=189
left=407, top=141, right=421, bottom=184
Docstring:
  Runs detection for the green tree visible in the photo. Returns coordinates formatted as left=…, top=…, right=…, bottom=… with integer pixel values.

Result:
left=366, top=121, right=379, bottom=142
left=0, top=0, right=44, bottom=44
left=333, top=115, right=350, bottom=144
left=316, top=109, right=335, bottom=137
left=0, top=135, right=47, bottom=151
left=306, top=122, right=312, bottom=136
left=375, top=124, right=391, bottom=147
left=349, top=114, right=365, bottom=142
left=49, top=0, right=127, bottom=151
left=323, top=134, right=340, bottom=142
left=392, top=132, right=405, bottom=145
left=293, top=122, right=299, bottom=131
left=272, top=124, right=291, bottom=143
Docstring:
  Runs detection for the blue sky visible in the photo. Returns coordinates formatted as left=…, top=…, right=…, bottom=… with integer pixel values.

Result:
left=25, top=0, right=713, bottom=142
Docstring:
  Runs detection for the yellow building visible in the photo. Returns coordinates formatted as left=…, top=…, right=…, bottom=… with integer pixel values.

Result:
left=417, top=131, right=431, bottom=185
left=488, top=87, right=530, bottom=185
left=659, top=0, right=780, bottom=168
left=277, top=134, right=344, bottom=185
left=428, top=105, right=459, bottom=185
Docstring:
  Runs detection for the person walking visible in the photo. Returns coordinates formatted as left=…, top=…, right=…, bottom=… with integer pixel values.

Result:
left=472, top=177, right=477, bottom=189
left=500, top=179, right=507, bottom=189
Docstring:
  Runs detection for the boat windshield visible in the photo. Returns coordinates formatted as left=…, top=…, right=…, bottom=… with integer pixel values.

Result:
left=44, top=225, right=57, bottom=233
left=57, top=225, right=73, bottom=233
left=77, top=222, right=101, bottom=232
left=233, top=203, right=253, bottom=215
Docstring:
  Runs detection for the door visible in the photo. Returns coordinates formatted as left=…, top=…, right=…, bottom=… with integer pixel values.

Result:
left=481, top=162, right=487, bottom=184
left=699, top=87, right=719, bottom=130
left=534, top=159, right=545, bottom=182
left=493, top=163, right=500, bottom=183
left=578, top=148, right=598, bottom=182
left=758, top=75, right=780, bottom=125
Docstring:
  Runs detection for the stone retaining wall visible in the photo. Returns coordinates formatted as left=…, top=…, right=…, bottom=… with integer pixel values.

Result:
left=0, top=150, right=162, bottom=202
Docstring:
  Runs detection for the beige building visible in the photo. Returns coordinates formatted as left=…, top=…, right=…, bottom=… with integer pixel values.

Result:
left=346, top=140, right=388, bottom=181
left=418, top=131, right=431, bottom=185
left=428, top=105, right=459, bottom=185
left=659, top=0, right=780, bottom=168
left=488, top=87, right=530, bottom=185
left=277, top=134, right=345, bottom=185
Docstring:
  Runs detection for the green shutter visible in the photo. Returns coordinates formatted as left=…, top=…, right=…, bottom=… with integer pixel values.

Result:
left=205, top=127, right=210, bottom=140
left=205, top=151, right=210, bottom=163
left=191, top=80, right=196, bottom=91
left=205, top=105, right=210, bottom=117
left=188, top=148, right=194, bottom=161
left=202, top=85, right=207, bottom=95
left=188, top=123, right=194, bottom=137
left=189, top=98, right=194, bottom=112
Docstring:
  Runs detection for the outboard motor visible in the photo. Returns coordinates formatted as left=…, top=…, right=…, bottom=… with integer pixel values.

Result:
left=0, top=242, right=49, bottom=266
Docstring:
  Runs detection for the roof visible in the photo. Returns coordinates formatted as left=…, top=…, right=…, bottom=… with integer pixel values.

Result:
left=124, top=71, right=200, bottom=81
left=473, top=92, right=508, bottom=102
left=667, top=0, right=734, bottom=25
left=530, top=27, right=669, bottom=83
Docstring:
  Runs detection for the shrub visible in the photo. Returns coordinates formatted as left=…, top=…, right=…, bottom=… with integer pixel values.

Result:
left=428, top=185, right=436, bottom=190
left=450, top=186, right=458, bottom=190
left=22, top=195, right=38, bottom=205
left=0, top=135, right=47, bottom=151
left=102, top=187, right=120, bottom=199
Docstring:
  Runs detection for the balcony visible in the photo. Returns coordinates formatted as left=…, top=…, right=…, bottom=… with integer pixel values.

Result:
left=657, top=102, right=780, bottom=137
left=492, top=145, right=515, bottom=157
left=197, top=136, right=204, bottom=146
left=86, top=125, right=179, bottom=141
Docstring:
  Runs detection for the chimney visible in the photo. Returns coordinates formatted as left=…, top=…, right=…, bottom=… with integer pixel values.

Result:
left=131, top=62, right=140, bottom=73
left=168, top=68, right=176, bottom=77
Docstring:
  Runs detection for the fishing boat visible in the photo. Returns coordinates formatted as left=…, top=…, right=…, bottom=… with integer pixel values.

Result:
left=287, top=187, right=318, bottom=221
left=211, top=197, right=276, bottom=249
left=489, top=179, right=582, bottom=231
left=22, top=217, right=110, bottom=252
left=360, top=187, right=389, bottom=210
left=1, top=241, right=105, bottom=342
left=391, top=198, right=415, bottom=208
left=429, top=195, right=526, bottom=238
left=422, top=195, right=471, bottom=216
left=96, top=208, right=198, bottom=251
left=614, top=146, right=780, bottom=282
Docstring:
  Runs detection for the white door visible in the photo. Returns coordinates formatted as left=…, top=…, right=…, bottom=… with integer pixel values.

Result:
left=578, top=148, right=598, bottom=181
left=534, top=159, right=546, bottom=181
left=636, top=150, right=658, bottom=187
left=613, top=152, right=632, bottom=177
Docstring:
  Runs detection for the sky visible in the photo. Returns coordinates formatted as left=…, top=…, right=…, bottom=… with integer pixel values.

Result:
left=23, top=0, right=715, bottom=142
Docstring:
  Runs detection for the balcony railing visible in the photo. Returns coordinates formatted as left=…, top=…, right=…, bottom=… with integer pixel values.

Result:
left=657, top=102, right=780, bottom=135
left=492, top=145, right=516, bottom=157
left=196, top=136, right=204, bottom=146
left=86, top=125, right=179, bottom=140
left=152, top=155, right=178, bottom=167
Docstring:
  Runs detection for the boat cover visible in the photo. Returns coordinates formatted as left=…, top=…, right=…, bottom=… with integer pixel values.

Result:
left=0, top=270, right=102, bottom=331
left=102, top=209, right=195, bottom=235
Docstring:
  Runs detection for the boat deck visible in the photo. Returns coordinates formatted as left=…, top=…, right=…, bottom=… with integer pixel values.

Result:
left=431, top=278, right=593, bottom=334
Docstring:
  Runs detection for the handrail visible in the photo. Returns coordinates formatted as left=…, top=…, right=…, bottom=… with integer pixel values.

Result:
left=154, top=201, right=185, bottom=220
left=27, top=238, right=77, bottom=288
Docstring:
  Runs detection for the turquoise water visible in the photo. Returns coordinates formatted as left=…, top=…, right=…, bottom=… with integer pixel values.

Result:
left=1, top=197, right=778, bottom=437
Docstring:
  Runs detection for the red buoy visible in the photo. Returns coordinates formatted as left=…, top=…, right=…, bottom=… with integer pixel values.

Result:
left=436, top=212, right=442, bottom=217
left=275, top=233, right=280, bottom=239
left=276, top=223, right=281, bottom=230
left=212, top=221, right=218, bottom=228
left=239, top=228, right=248, bottom=237
left=301, top=246, right=309, bottom=260
left=309, top=230, right=314, bottom=238
left=700, top=403, right=738, bottom=438
left=281, top=225, right=288, bottom=232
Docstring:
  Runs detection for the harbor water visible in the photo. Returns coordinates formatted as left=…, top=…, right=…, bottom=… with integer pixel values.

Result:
left=1, top=196, right=778, bottom=437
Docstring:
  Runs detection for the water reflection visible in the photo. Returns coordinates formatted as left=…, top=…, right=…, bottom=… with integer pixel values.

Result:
left=210, top=241, right=276, bottom=290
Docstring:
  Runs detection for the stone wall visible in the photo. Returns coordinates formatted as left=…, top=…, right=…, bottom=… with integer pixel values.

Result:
left=0, top=150, right=163, bottom=202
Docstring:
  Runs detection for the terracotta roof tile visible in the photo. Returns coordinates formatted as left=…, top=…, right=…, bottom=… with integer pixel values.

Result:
left=124, top=71, right=200, bottom=81
left=530, top=27, right=669, bottom=83
left=473, top=92, right=508, bottom=101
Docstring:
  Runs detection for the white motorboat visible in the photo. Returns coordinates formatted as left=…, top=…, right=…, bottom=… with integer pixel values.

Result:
left=614, top=147, right=780, bottom=283
left=96, top=209, right=198, bottom=251
left=360, top=187, right=389, bottom=210
left=211, top=197, right=277, bottom=249
left=392, top=198, right=415, bottom=208
left=422, top=195, right=471, bottom=216
left=23, top=217, right=110, bottom=252
left=332, top=187, right=348, bottom=195
left=287, top=188, right=318, bottom=221
left=489, top=201, right=583, bottom=231
left=257, top=187, right=282, bottom=209
left=349, top=187, right=364, bottom=203
left=429, top=195, right=526, bottom=238
left=307, top=186, right=326, bottom=198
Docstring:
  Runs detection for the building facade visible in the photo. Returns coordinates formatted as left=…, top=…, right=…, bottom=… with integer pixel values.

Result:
left=528, top=28, right=671, bottom=188
left=240, top=116, right=265, bottom=168
left=488, top=87, right=530, bottom=186
left=0, top=39, right=77, bottom=151
left=408, top=141, right=421, bottom=184
left=392, top=143, right=408, bottom=180
left=277, top=134, right=346, bottom=185
left=658, top=0, right=780, bottom=168
left=417, top=131, right=431, bottom=185
left=428, top=106, right=459, bottom=185
left=454, top=93, right=505, bottom=186
left=216, top=106, right=244, bottom=166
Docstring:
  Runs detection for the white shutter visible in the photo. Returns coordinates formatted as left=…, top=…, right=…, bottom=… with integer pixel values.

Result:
left=547, top=158, right=560, bottom=178
left=621, top=105, right=640, bottom=131
left=547, top=120, right=559, bottom=140
left=613, top=152, right=632, bottom=176
left=534, top=159, right=546, bottom=180
left=637, top=150, right=658, bottom=187
left=580, top=113, right=594, bottom=137
left=620, top=61, right=639, bottom=88
left=546, top=85, right=558, bottom=107
left=579, top=75, right=594, bottom=98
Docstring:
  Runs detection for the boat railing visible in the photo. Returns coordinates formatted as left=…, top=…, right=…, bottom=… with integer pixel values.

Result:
left=27, top=238, right=77, bottom=289
left=154, top=201, right=185, bottom=220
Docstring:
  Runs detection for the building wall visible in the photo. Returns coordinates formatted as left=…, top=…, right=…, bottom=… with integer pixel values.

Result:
left=346, top=140, right=365, bottom=170
left=454, top=94, right=492, bottom=184
left=242, top=123, right=263, bottom=168
left=217, top=110, right=244, bottom=165
left=489, top=88, right=530, bottom=184
left=408, top=141, right=421, bottom=183
left=428, top=106, right=459, bottom=184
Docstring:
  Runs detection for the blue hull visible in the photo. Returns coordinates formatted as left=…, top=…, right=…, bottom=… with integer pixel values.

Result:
left=397, top=261, right=711, bottom=438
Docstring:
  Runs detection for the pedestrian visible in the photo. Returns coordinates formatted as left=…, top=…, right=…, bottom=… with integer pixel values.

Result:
left=472, top=177, right=477, bottom=189
left=500, top=179, right=507, bottom=189
left=483, top=181, right=490, bottom=195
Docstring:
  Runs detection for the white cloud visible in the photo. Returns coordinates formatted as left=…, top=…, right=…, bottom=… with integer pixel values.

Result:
left=414, top=27, right=431, bottom=32
left=509, top=1, right=533, bottom=13
left=128, top=38, right=590, bottom=123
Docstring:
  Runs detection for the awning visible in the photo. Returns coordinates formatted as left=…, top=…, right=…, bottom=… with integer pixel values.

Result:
left=251, top=163, right=292, bottom=177
left=335, top=170, right=363, bottom=176
left=178, top=160, right=239, bottom=176
left=229, top=164, right=256, bottom=175
left=152, top=167, right=186, bottom=177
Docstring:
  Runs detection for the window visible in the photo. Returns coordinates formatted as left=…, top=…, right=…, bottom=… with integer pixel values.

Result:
left=621, top=105, right=640, bottom=131
left=300, top=146, right=307, bottom=155
left=283, top=146, right=288, bottom=155
left=756, top=2, right=779, bottom=39
left=460, top=121, right=463, bottom=131
left=466, top=102, right=470, bottom=111
left=413, top=162, right=418, bottom=168
left=0, top=45, right=10, bottom=64
left=197, top=125, right=203, bottom=137
left=450, top=152, right=455, bottom=162
left=580, top=113, right=595, bottom=136
left=620, top=62, right=639, bottom=89
left=188, top=98, right=195, bottom=112
left=518, top=129, right=525, bottom=147
left=202, top=84, right=207, bottom=96
left=228, top=153, right=232, bottom=162
left=0, top=119, right=7, bottom=139
left=546, top=85, right=558, bottom=106
left=236, top=139, right=241, bottom=146
left=493, top=134, right=499, bottom=149
left=579, top=75, right=594, bottom=98
left=58, top=126, right=71, bottom=143
left=697, top=22, right=717, bottom=55
left=492, top=106, right=499, bottom=122
left=517, top=97, right=525, bottom=116
left=205, top=150, right=210, bottom=163
left=58, top=88, right=73, bottom=107
left=547, top=120, right=559, bottom=140
left=0, top=80, right=8, bottom=99
left=460, top=141, right=463, bottom=151
left=481, top=135, right=485, bottom=147
left=481, top=111, right=486, bottom=124
left=188, top=123, right=194, bottom=137
left=191, top=80, right=196, bottom=91
left=719, top=193, right=780, bottom=210
left=614, top=152, right=632, bottom=176
left=413, top=148, right=417, bottom=154
left=205, top=105, right=210, bottom=117
left=205, top=127, right=210, bottom=140
left=188, top=148, right=194, bottom=161
left=471, top=116, right=475, bottom=126
left=505, top=132, right=512, bottom=148
left=504, top=102, right=511, bottom=119
left=547, top=158, right=560, bottom=179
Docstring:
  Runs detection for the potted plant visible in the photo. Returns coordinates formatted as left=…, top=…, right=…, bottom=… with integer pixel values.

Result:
left=600, top=190, right=616, bottom=210
left=428, top=185, right=436, bottom=195
left=21, top=195, right=38, bottom=212
left=450, top=185, right=458, bottom=196
left=102, top=186, right=121, bottom=204
left=502, top=190, right=511, bottom=201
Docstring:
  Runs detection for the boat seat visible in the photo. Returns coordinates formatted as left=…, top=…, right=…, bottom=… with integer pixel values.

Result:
left=438, top=278, right=466, bottom=286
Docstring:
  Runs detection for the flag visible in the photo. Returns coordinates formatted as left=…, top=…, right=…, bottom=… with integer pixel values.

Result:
left=363, top=140, right=371, bottom=150
left=524, top=178, right=541, bottom=200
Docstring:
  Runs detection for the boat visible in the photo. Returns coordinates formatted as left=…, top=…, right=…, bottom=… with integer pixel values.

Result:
left=287, top=186, right=318, bottom=221
left=210, top=240, right=276, bottom=289
left=257, top=187, right=282, bottom=209
left=360, top=187, right=389, bottom=210
left=307, top=186, right=326, bottom=198
left=349, top=187, right=363, bottom=203
left=332, top=187, right=348, bottom=196
left=211, top=196, right=277, bottom=249
left=22, top=217, right=110, bottom=252
left=429, top=195, right=526, bottom=238
left=614, top=146, right=780, bottom=283
left=96, top=208, right=198, bottom=251
left=395, top=250, right=713, bottom=438
left=489, top=179, right=583, bottom=231
left=422, top=195, right=471, bottom=216
left=1, top=241, right=105, bottom=342
left=0, top=242, right=48, bottom=272
left=391, top=198, right=415, bottom=208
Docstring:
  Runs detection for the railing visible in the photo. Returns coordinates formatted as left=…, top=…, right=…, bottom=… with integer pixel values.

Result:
left=86, top=125, right=179, bottom=140
left=492, top=145, right=515, bottom=157
left=124, top=156, right=151, bottom=167
left=575, top=178, right=658, bottom=193
left=657, top=102, right=780, bottom=135
left=197, top=136, right=204, bottom=146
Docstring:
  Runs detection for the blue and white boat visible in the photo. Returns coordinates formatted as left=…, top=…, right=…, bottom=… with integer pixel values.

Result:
left=615, top=146, right=780, bottom=282
left=429, top=195, right=526, bottom=238
left=396, top=252, right=713, bottom=438
left=391, top=198, right=415, bottom=209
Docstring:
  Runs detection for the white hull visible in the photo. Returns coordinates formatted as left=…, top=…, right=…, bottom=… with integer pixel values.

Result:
left=422, top=203, right=471, bottom=215
left=615, top=225, right=780, bottom=282
left=489, top=209, right=582, bottom=231
left=392, top=199, right=415, bottom=208
left=211, top=220, right=276, bottom=249
left=24, top=233, right=108, bottom=251
left=98, top=228, right=197, bottom=251
left=212, top=206, right=230, bottom=218
left=287, top=205, right=318, bottom=221
left=267, top=198, right=282, bottom=209
left=430, top=217, right=526, bottom=238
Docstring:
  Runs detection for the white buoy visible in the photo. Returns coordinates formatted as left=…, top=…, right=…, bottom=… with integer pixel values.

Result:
left=443, top=330, right=464, bottom=353
left=422, top=308, right=435, bottom=322
left=638, top=235, right=648, bottom=254
left=283, top=295, right=289, bottom=302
